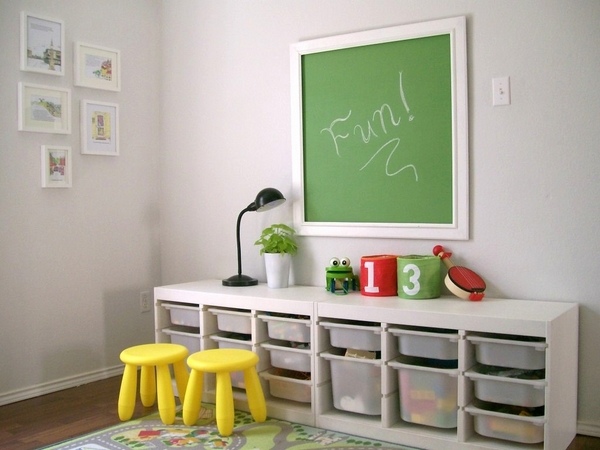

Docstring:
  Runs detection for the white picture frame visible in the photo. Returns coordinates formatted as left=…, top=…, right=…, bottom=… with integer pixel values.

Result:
left=20, top=11, right=65, bottom=76
left=80, top=100, right=119, bottom=156
left=18, top=82, right=71, bottom=134
left=74, top=42, right=121, bottom=91
left=290, top=16, right=469, bottom=240
left=41, top=145, right=72, bottom=188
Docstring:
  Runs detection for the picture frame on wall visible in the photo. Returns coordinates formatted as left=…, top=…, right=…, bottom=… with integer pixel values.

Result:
left=18, top=82, right=71, bottom=134
left=74, top=42, right=121, bottom=91
left=80, top=100, right=119, bottom=156
left=20, top=11, right=65, bottom=76
left=41, top=145, right=72, bottom=188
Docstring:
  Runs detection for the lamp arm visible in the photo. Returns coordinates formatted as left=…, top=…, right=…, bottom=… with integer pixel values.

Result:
left=235, top=205, right=254, bottom=277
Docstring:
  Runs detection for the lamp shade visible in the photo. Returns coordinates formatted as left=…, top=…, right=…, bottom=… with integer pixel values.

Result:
left=254, top=188, right=286, bottom=212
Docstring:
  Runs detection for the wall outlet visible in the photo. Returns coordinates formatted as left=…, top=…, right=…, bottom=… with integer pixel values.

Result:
left=139, top=291, right=151, bottom=313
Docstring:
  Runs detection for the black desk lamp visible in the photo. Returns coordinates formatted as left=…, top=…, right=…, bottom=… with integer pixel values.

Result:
left=222, top=187, right=286, bottom=286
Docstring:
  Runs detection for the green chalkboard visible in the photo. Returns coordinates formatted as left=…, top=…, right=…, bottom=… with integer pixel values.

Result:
left=291, top=17, right=468, bottom=239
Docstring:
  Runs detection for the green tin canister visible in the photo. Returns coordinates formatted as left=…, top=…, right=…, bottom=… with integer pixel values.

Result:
left=397, top=255, right=441, bottom=299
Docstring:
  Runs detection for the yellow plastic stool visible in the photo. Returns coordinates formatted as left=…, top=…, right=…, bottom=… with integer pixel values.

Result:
left=182, top=348, right=267, bottom=436
left=118, top=343, right=189, bottom=425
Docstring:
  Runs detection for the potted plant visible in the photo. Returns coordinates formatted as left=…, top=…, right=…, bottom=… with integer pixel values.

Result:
left=254, top=224, right=298, bottom=288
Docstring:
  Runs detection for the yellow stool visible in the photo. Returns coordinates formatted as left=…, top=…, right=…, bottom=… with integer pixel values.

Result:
left=118, top=343, right=189, bottom=425
left=182, top=348, right=267, bottom=436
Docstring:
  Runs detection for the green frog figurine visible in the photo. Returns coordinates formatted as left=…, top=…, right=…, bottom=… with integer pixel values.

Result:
left=325, top=257, right=359, bottom=294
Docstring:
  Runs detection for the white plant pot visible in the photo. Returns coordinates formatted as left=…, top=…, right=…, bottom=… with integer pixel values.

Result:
left=264, top=253, right=291, bottom=288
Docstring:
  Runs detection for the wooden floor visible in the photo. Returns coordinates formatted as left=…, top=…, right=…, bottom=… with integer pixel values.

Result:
left=0, top=375, right=597, bottom=449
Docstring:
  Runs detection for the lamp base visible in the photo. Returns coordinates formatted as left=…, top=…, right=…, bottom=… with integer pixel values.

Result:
left=222, top=274, right=258, bottom=287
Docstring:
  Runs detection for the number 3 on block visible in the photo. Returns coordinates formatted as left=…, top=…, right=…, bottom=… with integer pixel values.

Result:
left=402, top=263, right=421, bottom=296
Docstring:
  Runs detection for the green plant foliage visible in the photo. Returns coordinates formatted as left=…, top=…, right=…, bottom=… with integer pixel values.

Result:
left=254, top=223, right=298, bottom=255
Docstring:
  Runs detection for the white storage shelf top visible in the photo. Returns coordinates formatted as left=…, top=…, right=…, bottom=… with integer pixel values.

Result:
left=155, top=280, right=576, bottom=337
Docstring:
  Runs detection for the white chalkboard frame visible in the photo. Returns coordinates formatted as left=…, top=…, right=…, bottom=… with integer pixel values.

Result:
left=290, top=16, right=469, bottom=240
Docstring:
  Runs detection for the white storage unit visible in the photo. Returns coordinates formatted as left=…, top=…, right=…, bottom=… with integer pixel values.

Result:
left=155, top=279, right=578, bottom=450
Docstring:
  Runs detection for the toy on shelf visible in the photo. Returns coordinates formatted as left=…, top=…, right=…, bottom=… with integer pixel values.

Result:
left=325, top=257, right=359, bottom=295
left=433, top=245, right=486, bottom=301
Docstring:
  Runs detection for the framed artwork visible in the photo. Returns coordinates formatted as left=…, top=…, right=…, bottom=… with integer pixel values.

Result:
left=80, top=100, right=119, bottom=156
left=18, top=82, right=71, bottom=134
left=290, top=17, right=469, bottom=240
left=41, top=145, right=72, bottom=188
left=20, top=11, right=65, bottom=76
left=74, top=42, right=121, bottom=91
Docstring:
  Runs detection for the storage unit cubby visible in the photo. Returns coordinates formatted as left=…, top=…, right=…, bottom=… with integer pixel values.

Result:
left=155, top=280, right=578, bottom=450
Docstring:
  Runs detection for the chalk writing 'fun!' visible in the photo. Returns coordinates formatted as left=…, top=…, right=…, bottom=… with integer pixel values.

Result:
left=320, top=71, right=418, bottom=181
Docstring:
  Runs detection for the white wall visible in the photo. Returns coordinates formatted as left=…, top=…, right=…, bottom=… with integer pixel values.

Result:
left=0, top=0, right=161, bottom=403
left=160, top=0, right=600, bottom=432
left=1, top=0, right=598, bottom=436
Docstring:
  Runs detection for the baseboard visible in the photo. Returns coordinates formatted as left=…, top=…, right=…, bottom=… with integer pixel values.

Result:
left=0, top=365, right=123, bottom=407
left=577, top=420, right=600, bottom=437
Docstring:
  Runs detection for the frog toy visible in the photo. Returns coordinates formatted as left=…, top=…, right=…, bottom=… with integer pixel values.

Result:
left=326, top=257, right=359, bottom=294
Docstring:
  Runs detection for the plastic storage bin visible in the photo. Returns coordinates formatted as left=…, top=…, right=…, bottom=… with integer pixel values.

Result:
left=465, top=404, right=545, bottom=444
left=260, top=369, right=311, bottom=403
left=163, top=303, right=200, bottom=328
left=261, top=340, right=311, bottom=372
left=320, top=320, right=382, bottom=352
left=208, top=308, right=252, bottom=335
left=389, top=356, right=459, bottom=428
left=163, top=326, right=201, bottom=353
left=465, top=365, right=546, bottom=407
left=258, top=314, right=311, bottom=343
left=467, top=334, right=547, bottom=370
left=321, top=349, right=382, bottom=415
left=389, top=326, right=459, bottom=360
left=210, top=333, right=252, bottom=389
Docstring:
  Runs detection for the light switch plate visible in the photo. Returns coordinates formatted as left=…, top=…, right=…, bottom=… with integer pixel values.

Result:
left=493, top=76, right=510, bottom=106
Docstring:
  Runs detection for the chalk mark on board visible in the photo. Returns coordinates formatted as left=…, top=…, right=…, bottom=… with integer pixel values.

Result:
left=320, top=71, right=418, bottom=181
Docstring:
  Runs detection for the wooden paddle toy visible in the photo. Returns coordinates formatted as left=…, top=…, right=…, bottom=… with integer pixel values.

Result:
left=433, top=245, right=486, bottom=301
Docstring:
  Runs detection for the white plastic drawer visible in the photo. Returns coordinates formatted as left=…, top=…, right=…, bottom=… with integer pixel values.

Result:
left=388, top=356, right=459, bottom=428
left=465, top=404, right=545, bottom=444
left=261, top=340, right=311, bottom=372
left=208, top=308, right=252, bottom=334
left=258, top=314, right=311, bottom=343
left=162, top=326, right=201, bottom=353
left=467, top=334, right=547, bottom=370
left=321, top=349, right=382, bottom=415
left=260, top=369, right=311, bottom=403
left=465, top=365, right=546, bottom=407
left=321, top=320, right=382, bottom=352
left=210, top=333, right=252, bottom=389
left=163, top=303, right=200, bottom=328
left=389, top=326, right=459, bottom=360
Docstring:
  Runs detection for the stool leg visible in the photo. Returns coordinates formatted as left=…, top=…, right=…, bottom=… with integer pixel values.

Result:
left=183, top=370, right=204, bottom=426
left=243, top=367, right=267, bottom=422
left=118, top=364, right=137, bottom=421
left=172, top=359, right=189, bottom=404
left=156, top=364, right=176, bottom=425
left=140, top=365, right=156, bottom=407
left=215, top=371, right=234, bottom=436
